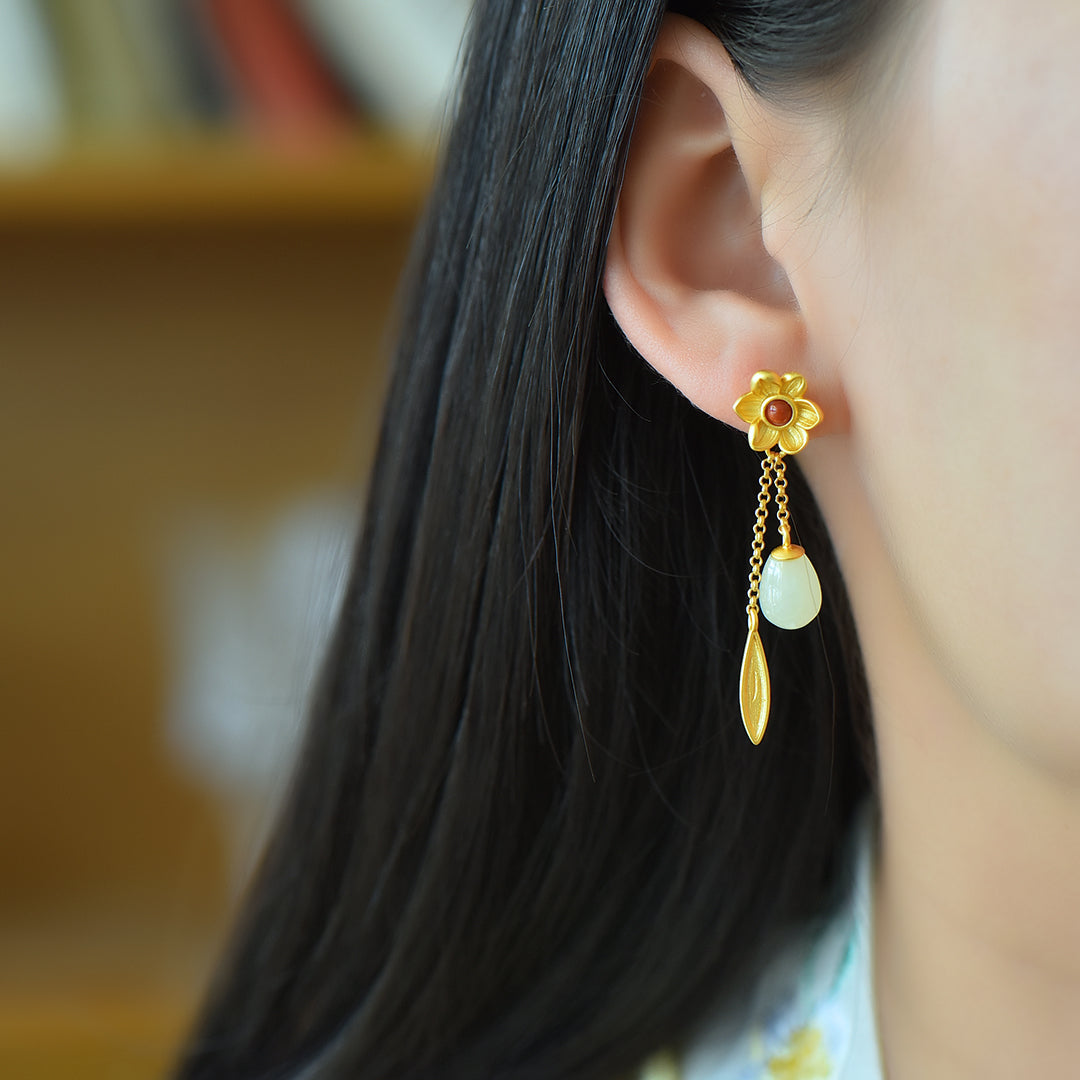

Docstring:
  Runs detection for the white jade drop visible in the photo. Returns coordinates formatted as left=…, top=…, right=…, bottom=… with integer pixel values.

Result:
left=759, top=548, right=822, bottom=630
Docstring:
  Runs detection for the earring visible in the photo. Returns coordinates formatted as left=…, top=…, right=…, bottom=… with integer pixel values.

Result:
left=732, top=371, right=823, bottom=745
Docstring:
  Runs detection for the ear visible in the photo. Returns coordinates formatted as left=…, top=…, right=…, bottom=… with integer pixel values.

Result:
left=604, top=14, right=839, bottom=434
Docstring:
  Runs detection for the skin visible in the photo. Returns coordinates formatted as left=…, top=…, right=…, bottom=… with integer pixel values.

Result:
left=603, top=6, right=1080, bottom=1079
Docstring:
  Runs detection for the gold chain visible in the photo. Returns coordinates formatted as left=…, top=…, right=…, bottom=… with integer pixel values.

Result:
left=771, top=449, right=792, bottom=547
left=745, top=453, right=773, bottom=632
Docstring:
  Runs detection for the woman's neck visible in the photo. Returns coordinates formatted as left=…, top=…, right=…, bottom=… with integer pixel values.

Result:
left=872, top=654, right=1080, bottom=1079
left=806, top=438, right=1080, bottom=1080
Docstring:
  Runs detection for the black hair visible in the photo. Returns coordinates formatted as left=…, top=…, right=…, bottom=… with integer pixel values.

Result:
left=172, top=2, right=893, bottom=1077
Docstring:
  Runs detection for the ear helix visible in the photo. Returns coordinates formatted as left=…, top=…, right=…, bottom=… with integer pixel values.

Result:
left=732, top=371, right=824, bottom=745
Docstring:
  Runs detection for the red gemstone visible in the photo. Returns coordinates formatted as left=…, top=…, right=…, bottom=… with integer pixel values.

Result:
left=764, top=398, right=794, bottom=427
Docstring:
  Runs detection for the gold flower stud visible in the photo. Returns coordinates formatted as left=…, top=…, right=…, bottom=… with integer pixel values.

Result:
left=733, top=371, right=822, bottom=455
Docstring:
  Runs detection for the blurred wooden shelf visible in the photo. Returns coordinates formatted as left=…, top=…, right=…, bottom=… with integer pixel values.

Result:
left=0, top=917, right=219, bottom=1080
left=0, top=132, right=434, bottom=227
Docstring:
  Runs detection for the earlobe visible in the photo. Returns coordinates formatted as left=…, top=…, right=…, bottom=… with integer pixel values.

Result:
left=603, top=14, right=818, bottom=429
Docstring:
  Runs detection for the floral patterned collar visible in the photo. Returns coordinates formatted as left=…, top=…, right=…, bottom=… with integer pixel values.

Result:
left=641, top=803, right=883, bottom=1080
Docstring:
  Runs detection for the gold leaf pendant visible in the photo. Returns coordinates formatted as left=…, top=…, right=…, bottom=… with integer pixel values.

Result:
left=740, top=623, right=770, bottom=745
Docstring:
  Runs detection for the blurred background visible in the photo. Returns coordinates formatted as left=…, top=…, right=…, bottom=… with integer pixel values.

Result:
left=0, top=1, right=469, bottom=1076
